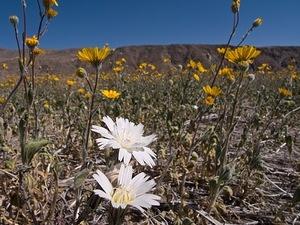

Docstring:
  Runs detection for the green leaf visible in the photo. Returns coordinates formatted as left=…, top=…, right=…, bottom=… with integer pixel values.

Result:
left=22, top=139, right=49, bottom=165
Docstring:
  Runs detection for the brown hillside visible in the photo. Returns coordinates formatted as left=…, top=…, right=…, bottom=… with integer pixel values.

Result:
left=0, top=44, right=299, bottom=76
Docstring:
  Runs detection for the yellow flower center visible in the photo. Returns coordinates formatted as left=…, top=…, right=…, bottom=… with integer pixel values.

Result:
left=111, top=187, right=134, bottom=205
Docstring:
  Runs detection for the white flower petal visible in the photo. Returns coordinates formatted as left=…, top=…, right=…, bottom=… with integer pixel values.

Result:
left=102, top=116, right=116, bottom=133
left=94, top=189, right=111, bottom=200
left=93, top=170, right=113, bottom=196
left=118, top=164, right=133, bottom=187
left=91, top=125, right=114, bottom=139
left=122, top=149, right=132, bottom=165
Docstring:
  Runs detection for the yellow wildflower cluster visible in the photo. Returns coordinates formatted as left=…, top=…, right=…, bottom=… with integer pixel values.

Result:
left=278, top=87, right=292, bottom=97
left=0, top=77, right=17, bottom=89
left=101, top=89, right=121, bottom=100
left=203, top=85, right=222, bottom=106
left=187, top=59, right=207, bottom=81
left=258, top=63, right=272, bottom=74
left=48, top=74, right=60, bottom=82
left=219, top=67, right=235, bottom=81
left=113, top=58, right=126, bottom=74
left=138, top=62, right=156, bottom=75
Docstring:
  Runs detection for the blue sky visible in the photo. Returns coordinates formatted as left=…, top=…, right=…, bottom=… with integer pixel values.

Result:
left=1, top=0, right=300, bottom=49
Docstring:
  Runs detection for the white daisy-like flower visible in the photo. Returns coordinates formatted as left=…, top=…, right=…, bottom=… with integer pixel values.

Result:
left=92, top=116, right=157, bottom=167
left=93, top=164, right=161, bottom=212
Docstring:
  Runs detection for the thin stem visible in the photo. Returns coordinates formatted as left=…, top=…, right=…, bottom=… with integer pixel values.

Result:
left=219, top=72, right=244, bottom=168
left=14, top=25, right=22, bottom=59
left=82, top=65, right=101, bottom=164
left=36, top=0, right=43, bottom=18
left=31, top=54, right=39, bottom=138
left=211, top=12, right=240, bottom=86
left=237, top=25, right=254, bottom=47
left=22, top=0, right=27, bottom=66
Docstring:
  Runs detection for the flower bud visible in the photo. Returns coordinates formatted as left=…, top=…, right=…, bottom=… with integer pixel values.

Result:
left=253, top=17, right=263, bottom=27
left=26, top=36, right=39, bottom=49
left=231, top=0, right=240, bottom=13
left=9, top=15, right=19, bottom=26
left=46, top=8, right=58, bottom=19
left=247, top=73, right=256, bottom=81
left=239, top=61, right=249, bottom=72
left=76, top=67, right=87, bottom=78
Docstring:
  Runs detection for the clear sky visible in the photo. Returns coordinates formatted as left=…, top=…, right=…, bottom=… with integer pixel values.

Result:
left=1, top=0, right=300, bottom=49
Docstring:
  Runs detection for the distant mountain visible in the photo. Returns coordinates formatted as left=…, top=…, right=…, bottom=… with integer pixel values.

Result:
left=1, top=44, right=299, bottom=76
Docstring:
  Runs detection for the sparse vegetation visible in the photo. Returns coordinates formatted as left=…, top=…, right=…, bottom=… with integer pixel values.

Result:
left=0, top=0, right=300, bottom=224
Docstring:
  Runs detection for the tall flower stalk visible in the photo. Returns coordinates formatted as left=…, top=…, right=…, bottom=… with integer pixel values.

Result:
left=77, top=46, right=111, bottom=164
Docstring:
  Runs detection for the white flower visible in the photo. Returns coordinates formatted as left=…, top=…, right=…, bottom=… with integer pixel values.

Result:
left=93, top=164, right=161, bottom=212
left=92, top=116, right=157, bottom=167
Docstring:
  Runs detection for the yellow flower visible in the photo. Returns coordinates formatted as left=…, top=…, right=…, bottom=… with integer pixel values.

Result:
left=77, top=46, right=111, bottom=67
left=46, top=8, right=58, bottom=19
left=2, top=63, right=8, bottom=70
left=203, top=96, right=215, bottom=106
left=0, top=96, right=6, bottom=105
left=187, top=60, right=207, bottom=74
left=258, top=63, right=271, bottom=74
left=225, top=46, right=261, bottom=65
left=101, top=89, right=121, bottom=100
left=139, top=63, right=147, bottom=70
left=278, top=88, right=292, bottom=97
left=196, top=62, right=207, bottom=74
left=43, top=100, right=50, bottom=109
left=66, top=79, right=76, bottom=87
left=113, top=66, right=124, bottom=74
left=77, top=88, right=86, bottom=95
left=187, top=59, right=197, bottom=69
left=219, top=67, right=235, bottom=81
left=291, top=71, right=298, bottom=80
left=149, top=64, right=156, bottom=71
left=26, top=36, right=39, bottom=49
left=43, top=0, right=58, bottom=8
left=203, top=85, right=222, bottom=97
left=163, top=57, right=171, bottom=63
left=193, top=73, right=200, bottom=81
left=48, top=75, right=60, bottom=81
left=33, top=48, right=45, bottom=56
left=84, top=92, right=92, bottom=99
left=217, top=47, right=227, bottom=55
